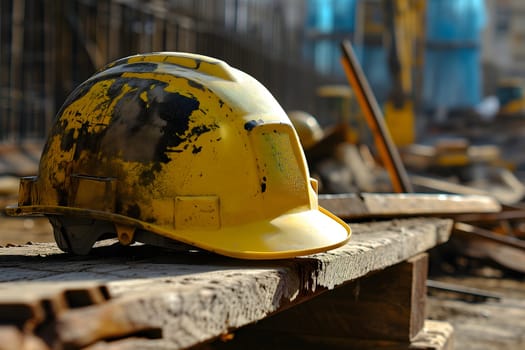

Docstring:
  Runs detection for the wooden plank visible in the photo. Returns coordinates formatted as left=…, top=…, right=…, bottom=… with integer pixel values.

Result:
left=211, top=253, right=428, bottom=343
left=0, top=282, right=110, bottom=332
left=452, top=223, right=525, bottom=273
left=362, top=193, right=500, bottom=216
left=0, top=218, right=452, bottom=349
left=319, top=193, right=501, bottom=220
left=411, top=173, right=525, bottom=205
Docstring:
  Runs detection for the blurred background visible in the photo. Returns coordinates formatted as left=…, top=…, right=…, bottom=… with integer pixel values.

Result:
left=4, top=0, right=525, bottom=209
left=1, top=0, right=523, bottom=141
left=1, top=2, right=525, bottom=348
left=3, top=0, right=525, bottom=200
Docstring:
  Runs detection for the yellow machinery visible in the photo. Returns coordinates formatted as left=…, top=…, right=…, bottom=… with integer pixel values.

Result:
left=357, top=0, right=426, bottom=146
left=497, top=79, right=525, bottom=117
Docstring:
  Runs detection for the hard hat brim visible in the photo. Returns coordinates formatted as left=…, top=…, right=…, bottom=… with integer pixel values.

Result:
left=5, top=204, right=350, bottom=260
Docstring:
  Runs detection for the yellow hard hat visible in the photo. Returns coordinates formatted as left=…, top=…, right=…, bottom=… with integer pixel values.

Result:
left=5, top=52, right=350, bottom=259
left=288, top=110, right=324, bottom=150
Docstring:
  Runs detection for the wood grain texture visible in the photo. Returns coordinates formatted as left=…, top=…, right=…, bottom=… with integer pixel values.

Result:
left=0, top=218, right=452, bottom=349
left=319, top=193, right=501, bottom=220
left=205, top=254, right=428, bottom=343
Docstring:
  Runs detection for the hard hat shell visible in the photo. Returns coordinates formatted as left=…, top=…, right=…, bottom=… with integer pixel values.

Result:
left=288, top=110, right=324, bottom=150
left=6, top=52, right=350, bottom=259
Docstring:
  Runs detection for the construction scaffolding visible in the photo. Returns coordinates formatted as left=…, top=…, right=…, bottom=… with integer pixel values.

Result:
left=0, top=0, right=334, bottom=141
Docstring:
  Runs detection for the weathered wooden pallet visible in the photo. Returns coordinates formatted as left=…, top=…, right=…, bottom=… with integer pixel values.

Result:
left=0, top=218, right=453, bottom=349
left=319, top=193, right=501, bottom=220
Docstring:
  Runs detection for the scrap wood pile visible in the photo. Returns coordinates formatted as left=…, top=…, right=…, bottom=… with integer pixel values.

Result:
left=299, top=41, right=525, bottom=276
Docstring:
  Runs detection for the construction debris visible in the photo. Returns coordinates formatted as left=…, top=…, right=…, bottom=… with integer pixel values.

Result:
left=0, top=218, right=452, bottom=350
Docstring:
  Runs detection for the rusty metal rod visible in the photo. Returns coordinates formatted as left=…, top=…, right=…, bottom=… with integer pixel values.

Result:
left=426, top=279, right=502, bottom=301
left=340, top=40, right=413, bottom=193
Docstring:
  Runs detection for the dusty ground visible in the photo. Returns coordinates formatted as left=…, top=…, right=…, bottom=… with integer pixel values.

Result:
left=0, top=216, right=54, bottom=246
left=1, top=203, right=524, bottom=349
left=427, top=273, right=525, bottom=350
